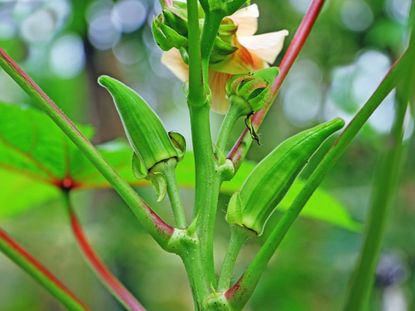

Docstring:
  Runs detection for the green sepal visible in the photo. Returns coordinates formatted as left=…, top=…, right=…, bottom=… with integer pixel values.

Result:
left=152, top=16, right=187, bottom=51
left=210, top=17, right=239, bottom=65
left=217, top=159, right=235, bottom=181
left=169, top=131, right=186, bottom=159
left=179, top=48, right=190, bottom=65
left=163, top=9, right=188, bottom=37
left=226, top=118, right=346, bottom=235
left=132, top=153, right=148, bottom=179
left=148, top=167, right=168, bottom=202
left=226, top=67, right=279, bottom=116
left=218, top=17, right=238, bottom=35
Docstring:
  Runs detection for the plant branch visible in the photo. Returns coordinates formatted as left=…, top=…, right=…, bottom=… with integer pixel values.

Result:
left=63, top=192, right=146, bottom=311
left=0, top=228, right=89, bottom=311
left=0, top=49, right=174, bottom=250
left=216, top=104, right=243, bottom=162
left=227, top=0, right=326, bottom=168
left=343, top=12, right=415, bottom=309
left=225, top=51, right=409, bottom=310
left=164, top=163, right=187, bottom=228
left=343, top=80, right=407, bottom=311
left=218, top=226, right=249, bottom=291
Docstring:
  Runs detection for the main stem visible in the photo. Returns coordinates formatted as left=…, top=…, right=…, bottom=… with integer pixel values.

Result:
left=225, top=52, right=407, bottom=310
left=0, top=228, right=89, bottom=311
left=186, top=0, right=216, bottom=299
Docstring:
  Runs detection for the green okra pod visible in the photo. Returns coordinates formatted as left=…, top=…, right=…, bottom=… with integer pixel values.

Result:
left=226, top=118, right=345, bottom=235
left=98, top=75, right=185, bottom=201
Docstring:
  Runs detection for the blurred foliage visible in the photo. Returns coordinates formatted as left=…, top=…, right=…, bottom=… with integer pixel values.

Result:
left=0, top=0, right=414, bottom=310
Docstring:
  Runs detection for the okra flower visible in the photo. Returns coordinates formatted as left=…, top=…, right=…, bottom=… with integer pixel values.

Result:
left=161, top=4, right=288, bottom=113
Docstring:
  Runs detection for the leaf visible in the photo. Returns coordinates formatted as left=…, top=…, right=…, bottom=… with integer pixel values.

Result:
left=0, top=103, right=94, bottom=183
left=0, top=103, right=138, bottom=189
left=0, top=103, right=140, bottom=218
left=0, top=170, right=60, bottom=218
left=278, top=180, right=361, bottom=232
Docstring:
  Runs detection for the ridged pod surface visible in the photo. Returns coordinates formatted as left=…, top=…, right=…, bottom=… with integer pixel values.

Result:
left=98, top=75, right=185, bottom=180
left=226, top=118, right=345, bottom=235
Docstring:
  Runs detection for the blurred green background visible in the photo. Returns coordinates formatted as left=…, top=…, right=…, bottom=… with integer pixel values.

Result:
left=0, top=0, right=414, bottom=310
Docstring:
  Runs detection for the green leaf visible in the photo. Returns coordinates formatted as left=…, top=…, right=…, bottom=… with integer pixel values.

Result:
left=0, top=103, right=140, bottom=218
left=278, top=179, right=361, bottom=232
left=0, top=170, right=60, bottom=218
left=0, top=103, right=94, bottom=183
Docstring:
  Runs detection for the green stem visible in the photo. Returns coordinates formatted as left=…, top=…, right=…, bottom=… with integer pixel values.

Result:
left=343, top=85, right=407, bottom=311
left=0, top=228, right=89, bottom=311
left=180, top=236, right=211, bottom=311
left=190, top=105, right=217, bottom=284
left=187, top=0, right=204, bottom=107
left=226, top=0, right=250, bottom=14
left=216, top=105, right=243, bottom=162
left=201, top=11, right=223, bottom=83
left=63, top=192, right=145, bottom=311
left=218, top=226, right=248, bottom=291
left=225, top=51, right=408, bottom=310
left=164, top=162, right=187, bottom=228
left=343, top=18, right=415, bottom=307
left=0, top=49, right=174, bottom=250
left=187, top=0, right=217, bottom=288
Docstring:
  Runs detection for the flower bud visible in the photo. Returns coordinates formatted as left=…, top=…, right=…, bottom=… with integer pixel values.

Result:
left=98, top=75, right=186, bottom=201
left=152, top=11, right=188, bottom=51
left=226, top=118, right=345, bottom=235
left=226, top=67, right=279, bottom=116
left=210, top=18, right=238, bottom=65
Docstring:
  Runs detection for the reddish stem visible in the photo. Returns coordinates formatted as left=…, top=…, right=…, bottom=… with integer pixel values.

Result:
left=227, top=0, right=326, bottom=167
left=0, top=228, right=90, bottom=310
left=65, top=194, right=146, bottom=311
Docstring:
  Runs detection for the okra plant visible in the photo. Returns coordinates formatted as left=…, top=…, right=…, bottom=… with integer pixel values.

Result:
left=0, top=0, right=414, bottom=310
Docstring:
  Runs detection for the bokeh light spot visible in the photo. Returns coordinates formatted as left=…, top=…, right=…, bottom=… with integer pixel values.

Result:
left=50, top=34, right=85, bottom=79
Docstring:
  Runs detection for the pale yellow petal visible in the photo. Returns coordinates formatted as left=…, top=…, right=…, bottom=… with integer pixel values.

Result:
left=210, top=49, right=253, bottom=75
left=209, top=71, right=232, bottom=114
left=230, top=4, right=259, bottom=36
left=238, top=30, right=289, bottom=64
left=161, top=48, right=189, bottom=81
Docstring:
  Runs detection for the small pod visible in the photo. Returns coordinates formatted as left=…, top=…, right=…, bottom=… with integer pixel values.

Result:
left=226, top=118, right=345, bottom=235
left=98, top=75, right=185, bottom=200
